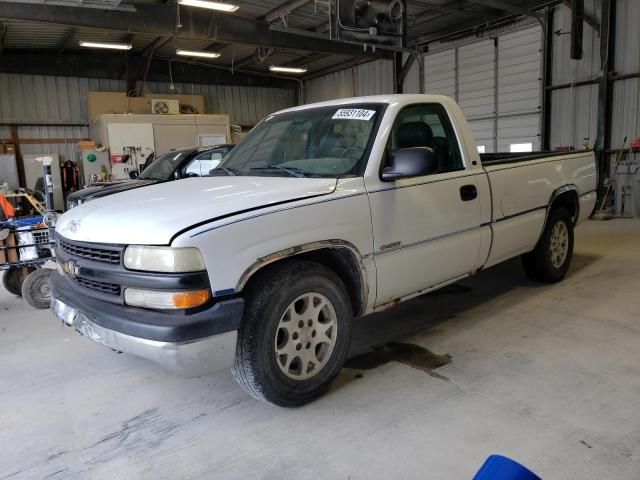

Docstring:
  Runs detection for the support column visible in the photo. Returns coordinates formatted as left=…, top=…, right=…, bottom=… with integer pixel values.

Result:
left=595, top=0, right=616, bottom=201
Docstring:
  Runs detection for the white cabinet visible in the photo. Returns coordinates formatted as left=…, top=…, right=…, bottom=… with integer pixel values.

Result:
left=90, top=114, right=231, bottom=180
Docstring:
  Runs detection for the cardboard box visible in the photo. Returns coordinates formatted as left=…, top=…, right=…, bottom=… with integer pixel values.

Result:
left=0, top=231, right=19, bottom=264
left=77, top=140, right=97, bottom=151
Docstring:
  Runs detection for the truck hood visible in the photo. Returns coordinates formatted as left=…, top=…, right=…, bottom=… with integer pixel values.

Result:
left=67, top=179, right=159, bottom=203
left=55, top=176, right=338, bottom=245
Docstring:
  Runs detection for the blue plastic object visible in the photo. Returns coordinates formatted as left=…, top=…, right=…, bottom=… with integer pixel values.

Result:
left=0, top=216, right=44, bottom=228
left=473, top=455, right=542, bottom=480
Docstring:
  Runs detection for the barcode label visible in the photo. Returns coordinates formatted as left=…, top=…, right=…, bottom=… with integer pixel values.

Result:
left=332, top=109, right=376, bottom=121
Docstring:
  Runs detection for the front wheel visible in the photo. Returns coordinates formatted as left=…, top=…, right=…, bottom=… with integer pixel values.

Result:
left=232, top=261, right=352, bottom=407
left=521, top=207, right=574, bottom=283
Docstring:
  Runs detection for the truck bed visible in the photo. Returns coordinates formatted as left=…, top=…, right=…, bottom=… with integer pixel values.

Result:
left=480, top=150, right=591, bottom=166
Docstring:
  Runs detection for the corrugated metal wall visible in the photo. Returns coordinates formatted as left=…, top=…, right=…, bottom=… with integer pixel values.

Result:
left=424, top=50, right=456, bottom=98
left=423, top=24, right=542, bottom=153
left=549, top=0, right=640, bottom=215
left=549, top=0, right=601, bottom=149
left=0, top=73, right=296, bottom=163
left=0, top=73, right=296, bottom=126
left=496, top=26, right=542, bottom=151
left=548, top=0, right=640, bottom=148
left=304, top=60, right=394, bottom=103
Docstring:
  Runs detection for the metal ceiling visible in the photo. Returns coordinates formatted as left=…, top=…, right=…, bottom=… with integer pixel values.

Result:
left=0, top=0, right=555, bottom=79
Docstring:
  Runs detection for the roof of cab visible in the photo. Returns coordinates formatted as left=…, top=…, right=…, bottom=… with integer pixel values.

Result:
left=278, top=94, right=454, bottom=115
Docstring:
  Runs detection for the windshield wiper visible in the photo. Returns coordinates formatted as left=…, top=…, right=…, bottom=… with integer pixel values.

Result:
left=250, top=166, right=306, bottom=178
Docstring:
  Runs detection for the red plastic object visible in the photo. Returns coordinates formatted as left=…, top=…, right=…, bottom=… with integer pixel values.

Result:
left=631, top=137, right=640, bottom=152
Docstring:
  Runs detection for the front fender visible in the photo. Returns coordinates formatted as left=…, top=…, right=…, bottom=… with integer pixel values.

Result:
left=170, top=178, right=375, bottom=306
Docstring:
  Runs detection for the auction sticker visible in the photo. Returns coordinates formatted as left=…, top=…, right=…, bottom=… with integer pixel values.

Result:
left=332, top=109, right=376, bottom=121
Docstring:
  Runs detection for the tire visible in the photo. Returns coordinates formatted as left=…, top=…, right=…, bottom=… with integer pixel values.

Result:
left=2, top=267, right=33, bottom=297
left=21, top=268, right=52, bottom=309
left=232, top=261, right=353, bottom=407
left=521, top=207, right=574, bottom=283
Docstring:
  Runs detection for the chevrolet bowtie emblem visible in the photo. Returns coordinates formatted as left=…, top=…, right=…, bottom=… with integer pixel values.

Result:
left=64, top=260, right=80, bottom=279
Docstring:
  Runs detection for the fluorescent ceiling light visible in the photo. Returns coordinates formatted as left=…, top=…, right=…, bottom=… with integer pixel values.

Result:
left=79, top=41, right=132, bottom=50
left=178, top=0, right=239, bottom=12
left=269, top=66, right=308, bottom=74
left=176, top=49, right=221, bottom=59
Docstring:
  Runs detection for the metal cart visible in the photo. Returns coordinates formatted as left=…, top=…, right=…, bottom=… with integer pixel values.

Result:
left=0, top=218, right=55, bottom=309
left=1, top=156, right=58, bottom=309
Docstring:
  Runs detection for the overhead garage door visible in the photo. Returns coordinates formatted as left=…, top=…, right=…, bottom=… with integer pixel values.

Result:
left=424, top=24, right=542, bottom=154
left=458, top=39, right=496, bottom=152
left=424, top=50, right=456, bottom=99
left=497, top=26, right=542, bottom=152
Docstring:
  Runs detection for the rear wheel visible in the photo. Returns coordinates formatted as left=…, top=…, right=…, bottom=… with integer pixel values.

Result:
left=232, top=261, right=352, bottom=407
left=521, top=207, right=574, bottom=283
left=2, top=267, right=34, bottom=297
left=22, top=268, right=52, bottom=309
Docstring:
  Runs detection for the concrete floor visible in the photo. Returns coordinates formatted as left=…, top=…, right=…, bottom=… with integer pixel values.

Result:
left=1, top=219, right=639, bottom=479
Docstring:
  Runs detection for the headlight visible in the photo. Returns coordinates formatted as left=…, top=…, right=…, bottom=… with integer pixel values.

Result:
left=124, top=288, right=211, bottom=309
left=124, top=245, right=206, bottom=273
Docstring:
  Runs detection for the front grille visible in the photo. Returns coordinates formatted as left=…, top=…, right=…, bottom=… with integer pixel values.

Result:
left=75, top=276, right=121, bottom=296
left=59, top=238, right=122, bottom=265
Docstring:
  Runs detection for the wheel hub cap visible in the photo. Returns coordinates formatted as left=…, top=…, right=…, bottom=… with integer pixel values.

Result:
left=274, top=292, right=337, bottom=381
left=550, top=221, right=569, bottom=268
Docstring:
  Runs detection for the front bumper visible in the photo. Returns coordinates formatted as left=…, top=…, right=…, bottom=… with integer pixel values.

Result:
left=51, top=271, right=244, bottom=377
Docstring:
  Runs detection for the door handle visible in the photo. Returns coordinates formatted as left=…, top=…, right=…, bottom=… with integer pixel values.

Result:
left=460, top=184, right=478, bottom=201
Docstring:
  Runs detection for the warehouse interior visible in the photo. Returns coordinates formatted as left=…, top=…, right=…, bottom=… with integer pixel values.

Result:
left=1, top=0, right=639, bottom=478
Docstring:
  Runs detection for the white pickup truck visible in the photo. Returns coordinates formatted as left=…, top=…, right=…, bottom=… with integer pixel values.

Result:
left=51, top=94, right=597, bottom=406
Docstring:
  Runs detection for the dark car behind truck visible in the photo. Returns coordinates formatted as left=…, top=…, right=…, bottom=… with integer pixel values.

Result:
left=66, top=144, right=234, bottom=209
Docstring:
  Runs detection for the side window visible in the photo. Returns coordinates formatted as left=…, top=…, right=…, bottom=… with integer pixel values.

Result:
left=385, top=103, right=463, bottom=174
left=185, top=152, right=224, bottom=176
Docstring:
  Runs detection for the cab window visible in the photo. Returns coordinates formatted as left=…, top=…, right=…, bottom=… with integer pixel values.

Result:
left=184, top=151, right=225, bottom=177
left=384, top=104, right=463, bottom=174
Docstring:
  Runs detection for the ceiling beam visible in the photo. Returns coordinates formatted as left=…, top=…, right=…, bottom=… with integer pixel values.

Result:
left=233, top=51, right=260, bottom=69
left=0, top=2, right=391, bottom=58
left=141, top=36, right=173, bottom=56
left=0, top=52, right=299, bottom=89
left=57, top=27, right=76, bottom=55
left=258, top=0, right=312, bottom=24
left=413, top=1, right=484, bottom=21
left=204, top=41, right=227, bottom=51
left=0, top=22, right=7, bottom=55
left=410, top=14, right=517, bottom=45
left=465, top=0, right=543, bottom=19
left=285, top=52, right=333, bottom=68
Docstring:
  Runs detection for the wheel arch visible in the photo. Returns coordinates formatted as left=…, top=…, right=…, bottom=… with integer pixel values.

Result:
left=548, top=184, right=580, bottom=224
left=236, top=240, right=368, bottom=318
left=535, top=185, right=579, bottom=245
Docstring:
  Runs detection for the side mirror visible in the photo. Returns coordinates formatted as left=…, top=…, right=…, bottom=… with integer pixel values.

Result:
left=381, top=147, right=439, bottom=181
left=128, top=170, right=139, bottom=179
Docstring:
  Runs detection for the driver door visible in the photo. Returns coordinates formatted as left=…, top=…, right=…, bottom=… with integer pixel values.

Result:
left=367, top=103, right=483, bottom=305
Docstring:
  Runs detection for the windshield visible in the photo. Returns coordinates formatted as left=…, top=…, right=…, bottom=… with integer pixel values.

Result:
left=139, top=150, right=191, bottom=180
left=218, top=104, right=384, bottom=178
